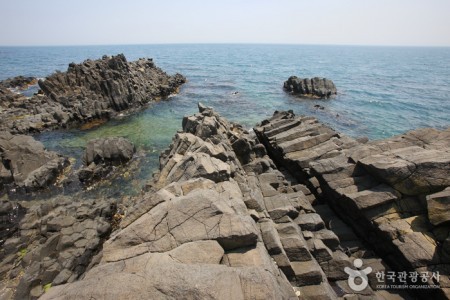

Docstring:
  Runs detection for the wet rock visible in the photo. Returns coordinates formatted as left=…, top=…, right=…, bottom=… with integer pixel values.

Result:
left=284, top=76, right=337, bottom=99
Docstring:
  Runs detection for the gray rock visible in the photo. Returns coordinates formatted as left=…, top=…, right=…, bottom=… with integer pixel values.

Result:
left=41, top=251, right=296, bottom=300
left=0, top=132, right=68, bottom=191
left=102, top=184, right=259, bottom=262
left=427, top=187, right=450, bottom=226
left=79, top=137, right=135, bottom=184
left=0, top=54, right=186, bottom=134
left=284, top=76, right=337, bottom=99
left=358, top=146, right=450, bottom=196
left=294, top=213, right=325, bottom=231
left=260, top=219, right=284, bottom=255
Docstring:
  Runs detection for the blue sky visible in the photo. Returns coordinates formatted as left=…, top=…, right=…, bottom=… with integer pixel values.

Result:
left=1, top=0, right=449, bottom=46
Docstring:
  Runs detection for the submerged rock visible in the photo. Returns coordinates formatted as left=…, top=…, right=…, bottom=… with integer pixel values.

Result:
left=78, top=137, right=136, bottom=184
left=284, top=76, right=337, bottom=99
left=0, top=54, right=186, bottom=134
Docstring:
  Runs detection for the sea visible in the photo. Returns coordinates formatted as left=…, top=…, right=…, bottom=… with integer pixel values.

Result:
left=1, top=44, right=449, bottom=198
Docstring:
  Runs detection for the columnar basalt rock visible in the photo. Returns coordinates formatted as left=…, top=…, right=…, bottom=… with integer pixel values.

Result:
left=255, top=110, right=450, bottom=299
left=37, top=105, right=408, bottom=300
left=0, top=54, right=186, bottom=134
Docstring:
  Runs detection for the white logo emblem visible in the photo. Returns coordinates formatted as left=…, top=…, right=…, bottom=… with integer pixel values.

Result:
left=344, top=259, right=373, bottom=291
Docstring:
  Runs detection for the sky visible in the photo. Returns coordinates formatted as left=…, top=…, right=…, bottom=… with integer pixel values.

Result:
left=1, top=0, right=449, bottom=47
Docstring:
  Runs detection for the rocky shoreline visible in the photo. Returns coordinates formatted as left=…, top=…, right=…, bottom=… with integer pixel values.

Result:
left=0, top=54, right=186, bottom=134
left=0, top=57, right=448, bottom=299
left=0, top=103, right=446, bottom=299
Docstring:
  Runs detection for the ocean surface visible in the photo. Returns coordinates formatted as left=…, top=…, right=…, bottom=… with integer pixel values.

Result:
left=1, top=44, right=449, bottom=197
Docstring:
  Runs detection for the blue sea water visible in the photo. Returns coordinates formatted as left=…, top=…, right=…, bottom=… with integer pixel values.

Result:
left=1, top=44, right=449, bottom=196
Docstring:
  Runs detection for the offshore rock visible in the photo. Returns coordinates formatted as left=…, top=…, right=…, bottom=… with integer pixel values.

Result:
left=0, top=54, right=186, bottom=134
left=78, top=137, right=136, bottom=184
left=0, top=131, right=69, bottom=192
left=284, top=76, right=337, bottom=99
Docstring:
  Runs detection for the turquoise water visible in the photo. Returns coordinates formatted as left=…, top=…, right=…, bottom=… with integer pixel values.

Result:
left=1, top=44, right=449, bottom=196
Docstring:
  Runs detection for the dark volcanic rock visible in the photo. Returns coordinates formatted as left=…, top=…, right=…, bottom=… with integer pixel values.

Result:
left=0, top=195, right=116, bottom=299
left=284, top=76, right=337, bottom=99
left=0, top=54, right=186, bottom=134
left=0, top=131, right=69, bottom=192
left=78, top=137, right=136, bottom=184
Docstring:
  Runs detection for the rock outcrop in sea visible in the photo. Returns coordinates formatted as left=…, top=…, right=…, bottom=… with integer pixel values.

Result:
left=0, top=54, right=186, bottom=134
left=284, top=76, right=337, bottom=99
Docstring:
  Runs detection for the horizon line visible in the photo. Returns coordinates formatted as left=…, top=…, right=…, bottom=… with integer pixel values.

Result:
left=1, top=42, right=450, bottom=49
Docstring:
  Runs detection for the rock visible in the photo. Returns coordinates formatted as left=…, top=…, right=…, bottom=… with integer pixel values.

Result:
left=9, top=104, right=448, bottom=300
left=255, top=109, right=450, bottom=299
left=290, top=260, right=324, bottom=286
left=168, top=240, right=224, bottom=264
left=294, top=213, right=325, bottom=231
left=427, top=188, right=450, bottom=226
left=260, top=219, right=284, bottom=255
left=102, top=185, right=259, bottom=262
left=277, top=222, right=312, bottom=262
left=37, top=106, right=304, bottom=300
left=0, top=54, right=186, bottom=134
left=357, top=146, right=450, bottom=196
left=83, top=137, right=135, bottom=166
left=0, top=75, right=37, bottom=90
left=284, top=76, right=337, bottom=99
left=41, top=250, right=296, bottom=300
left=79, top=137, right=136, bottom=184
left=0, top=132, right=69, bottom=191
left=319, top=250, right=351, bottom=281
